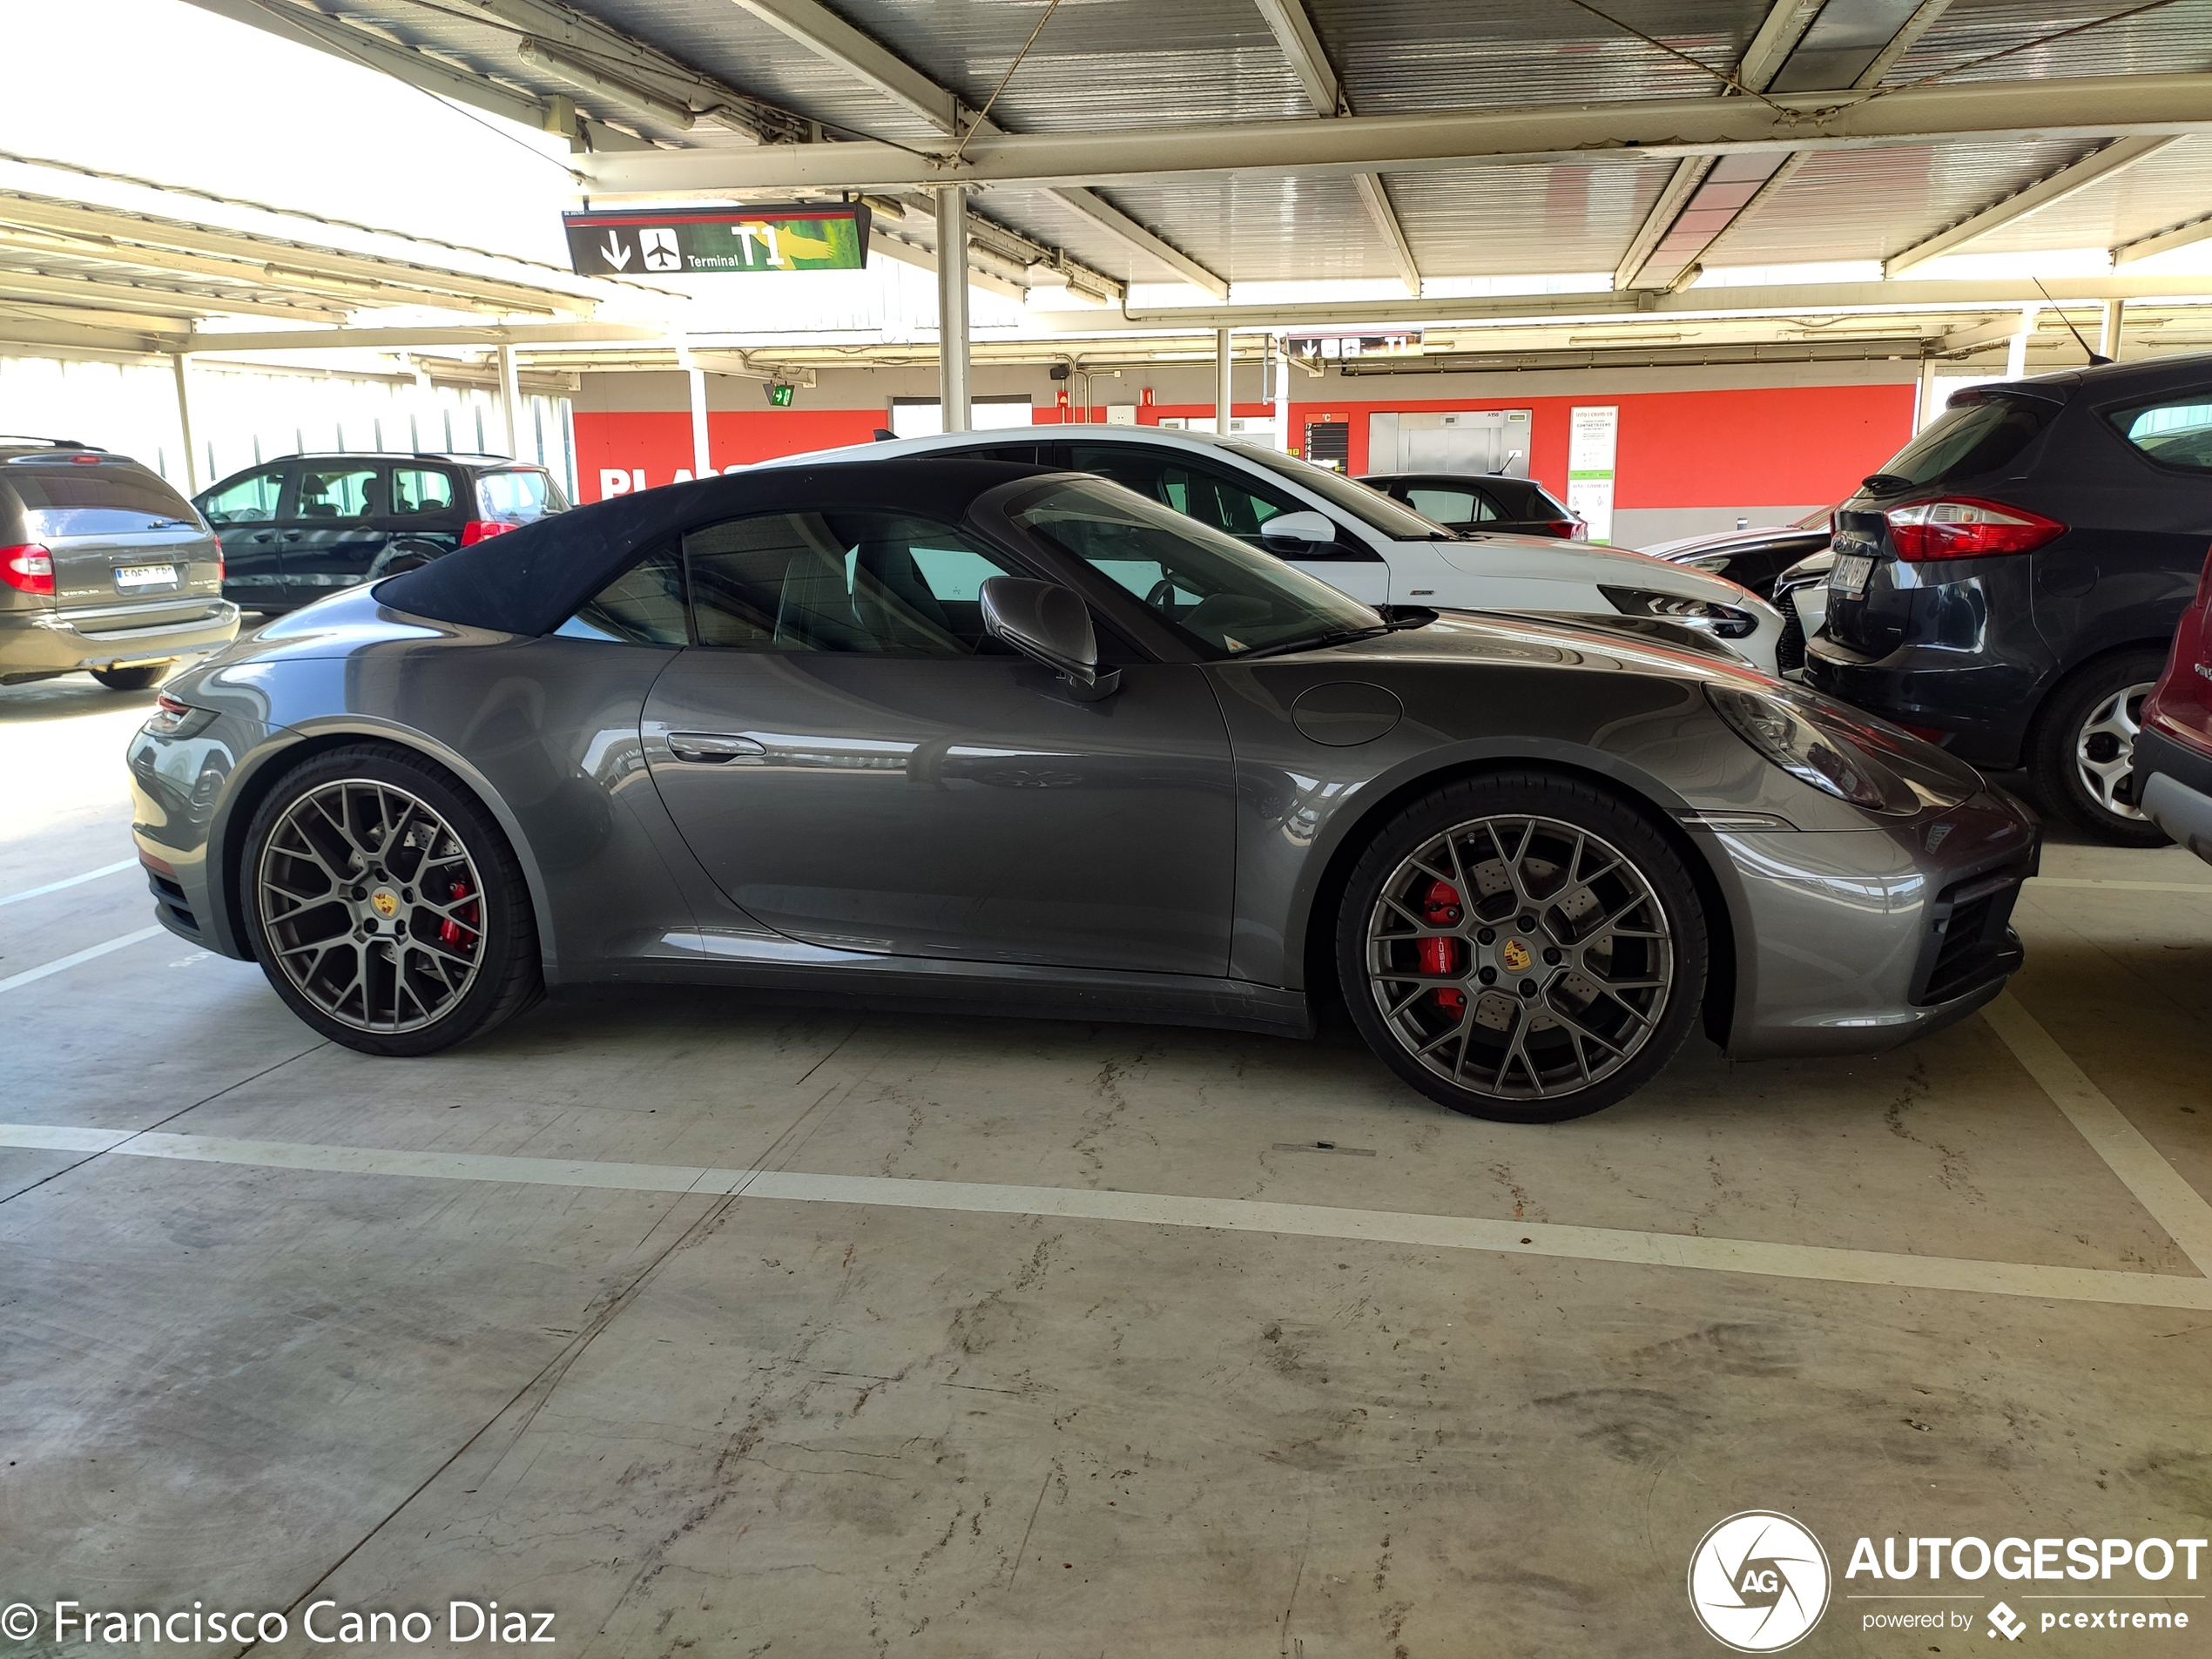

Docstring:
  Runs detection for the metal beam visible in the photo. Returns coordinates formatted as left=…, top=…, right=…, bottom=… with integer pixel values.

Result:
left=716, top=0, right=1227, bottom=296
left=0, top=195, right=604, bottom=316
left=1931, top=314, right=2040, bottom=355
left=1251, top=0, right=1419, bottom=295
left=584, top=71, right=2212, bottom=196
left=1885, top=138, right=2182, bottom=276
left=2113, top=211, right=2212, bottom=266
left=0, top=268, right=347, bottom=323
left=1029, top=270, right=2212, bottom=332
left=0, top=314, right=180, bottom=355
left=180, top=321, right=670, bottom=353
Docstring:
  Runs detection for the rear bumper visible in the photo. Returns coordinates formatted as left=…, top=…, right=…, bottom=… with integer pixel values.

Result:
left=0, top=598, right=241, bottom=680
left=1702, top=787, right=2040, bottom=1062
left=1803, top=633, right=2040, bottom=768
left=2134, top=725, right=2212, bottom=861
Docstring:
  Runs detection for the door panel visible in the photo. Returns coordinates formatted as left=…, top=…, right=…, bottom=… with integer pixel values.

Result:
left=633, top=504, right=1238, bottom=975
left=280, top=462, right=388, bottom=604
left=199, top=464, right=289, bottom=605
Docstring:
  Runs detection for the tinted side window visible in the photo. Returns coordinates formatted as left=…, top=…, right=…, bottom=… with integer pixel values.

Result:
left=2107, top=391, right=2212, bottom=473
left=296, top=465, right=381, bottom=520
left=556, top=551, right=688, bottom=644
left=684, top=510, right=1025, bottom=655
left=1871, top=394, right=2053, bottom=489
left=1063, top=443, right=1318, bottom=550
left=479, top=470, right=550, bottom=517
left=390, top=469, right=455, bottom=515
left=1405, top=485, right=1494, bottom=523
left=199, top=467, right=285, bottom=525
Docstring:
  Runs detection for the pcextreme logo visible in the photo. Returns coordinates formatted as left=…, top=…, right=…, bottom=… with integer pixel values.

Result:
left=1689, top=1511, right=1833, bottom=1652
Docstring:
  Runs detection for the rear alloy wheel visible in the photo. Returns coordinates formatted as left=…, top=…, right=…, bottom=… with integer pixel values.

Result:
left=242, top=745, right=541, bottom=1055
left=2031, top=648, right=2172, bottom=847
left=1339, top=774, right=1706, bottom=1123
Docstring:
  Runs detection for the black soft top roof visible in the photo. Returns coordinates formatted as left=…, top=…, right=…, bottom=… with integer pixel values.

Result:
left=376, top=456, right=1054, bottom=637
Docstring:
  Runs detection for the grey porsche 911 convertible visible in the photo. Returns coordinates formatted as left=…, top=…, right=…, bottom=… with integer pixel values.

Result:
left=127, top=459, right=2037, bottom=1122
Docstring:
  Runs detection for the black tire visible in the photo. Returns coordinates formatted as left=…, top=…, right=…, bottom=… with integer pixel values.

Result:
left=91, top=662, right=173, bottom=691
left=240, top=742, right=542, bottom=1055
left=1336, top=771, right=1707, bottom=1123
left=2028, top=648, right=2173, bottom=847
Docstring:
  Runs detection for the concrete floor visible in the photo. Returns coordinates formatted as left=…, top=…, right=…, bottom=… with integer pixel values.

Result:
left=3, top=671, right=2209, bottom=1658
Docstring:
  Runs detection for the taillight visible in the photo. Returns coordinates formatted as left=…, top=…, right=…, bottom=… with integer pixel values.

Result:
left=1538, top=519, right=1576, bottom=538
left=459, top=520, right=513, bottom=546
left=2, top=543, right=54, bottom=596
left=1885, top=497, right=2066, bottom=563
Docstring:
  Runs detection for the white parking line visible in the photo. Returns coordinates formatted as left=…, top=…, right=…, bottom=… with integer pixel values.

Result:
left=1982, top=991, right=2212, bottom=1278
left=1, top=1121, right=2206, bottom=1312
left=0, top=925, right=166, bottom=995
left=0, top=858, right=137, bottom=907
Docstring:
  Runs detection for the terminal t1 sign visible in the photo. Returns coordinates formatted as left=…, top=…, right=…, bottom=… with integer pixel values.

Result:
left=563, top=206, right=871, bottom=276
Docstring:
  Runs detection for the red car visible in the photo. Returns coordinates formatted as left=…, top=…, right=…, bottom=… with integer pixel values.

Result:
left=2135, top=546, right=2212, bottom=862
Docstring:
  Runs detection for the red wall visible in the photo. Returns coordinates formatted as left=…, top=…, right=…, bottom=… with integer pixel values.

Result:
left=573, top=384, right=1915, bottom=510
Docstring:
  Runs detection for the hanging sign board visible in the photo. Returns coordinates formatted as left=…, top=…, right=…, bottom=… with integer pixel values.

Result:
left=563, top=206, right=871, bottom=276
left=1286, top=331, right=1423, bottom=363
left=1566, top=405, right=1619, bottom=545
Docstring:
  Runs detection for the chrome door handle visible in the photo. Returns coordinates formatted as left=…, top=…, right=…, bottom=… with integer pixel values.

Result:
left=666, top=732, right=766, bottom=764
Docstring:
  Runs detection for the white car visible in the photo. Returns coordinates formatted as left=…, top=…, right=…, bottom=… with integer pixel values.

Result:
left=763, top=426, right=1788, bottom=676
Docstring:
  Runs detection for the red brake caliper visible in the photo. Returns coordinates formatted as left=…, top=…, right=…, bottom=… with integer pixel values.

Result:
left=1420, top=879, right=1466, bottom=1017
left=440, top=876, right=477, bottom=951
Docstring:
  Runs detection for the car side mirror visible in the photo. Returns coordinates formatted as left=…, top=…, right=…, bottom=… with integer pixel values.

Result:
left=1260, top=509, right=1337, bottom=551
left=979, top=577, right=1121, bottom=702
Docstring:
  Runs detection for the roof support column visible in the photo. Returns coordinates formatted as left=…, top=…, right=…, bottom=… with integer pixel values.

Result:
left=678, top=341, right=711, bottom=479
left=2100, top=299, right=2125, bottom=360
left=1216, top=328, right=1234, bottom=435
left=2006, top=307, right=2038, bottom=379
left=169, top=353, right=199, bottom=493
left=935, top=186, right=971, bottom=434
left=496, top=343, right=522, bottom=459
left=1272, top=333, right=1290, bottom=452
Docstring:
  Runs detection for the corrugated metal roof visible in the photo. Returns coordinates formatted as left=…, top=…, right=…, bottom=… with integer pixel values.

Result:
left=1957, top=134, right=2212, bottom=254
left=1386, top=160, right=1681, bottom=275
left=1059, top=174, right=1402, bottom=284
left=1879, top=0, right=2212, bottom=85
left=1702, top=138, right=2104, bottom=266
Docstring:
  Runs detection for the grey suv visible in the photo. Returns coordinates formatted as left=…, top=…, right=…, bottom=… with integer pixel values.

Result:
left=1, top=438, right=239, bottom=691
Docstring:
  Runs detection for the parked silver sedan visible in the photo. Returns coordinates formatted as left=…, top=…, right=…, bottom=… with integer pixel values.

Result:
left=127, top=459, right=2037, bottom=1122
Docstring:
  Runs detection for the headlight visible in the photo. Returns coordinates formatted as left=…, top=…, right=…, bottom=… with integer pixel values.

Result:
left=1601, top=585, right=1758, bottom=639
left=1704, top=684, right=1917, bottom=813
left=1683, top=554, right=1737, bottom=575
left=141, top=692, right=217, bottom=740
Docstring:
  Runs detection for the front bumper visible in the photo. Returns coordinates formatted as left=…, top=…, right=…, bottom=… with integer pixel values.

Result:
left=0, top=597, right=241, bottom=681
left=1803, top=633, right=2040, bottom=768
left=1702, top=786, right=2040, bottom=1062
left=2134, top=725, right=2212, bottom=862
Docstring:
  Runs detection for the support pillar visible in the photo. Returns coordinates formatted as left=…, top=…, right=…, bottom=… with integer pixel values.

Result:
left=1272, top=332, right=1289, bottom=451
left=935, top=186, right=971, bottom=434
left=678, top=342, right=711, bottom=479
left=2100, top=299, right=2125, bottom=360
left=2004, top=307, right=2037, bottom=380
left=1215, top=327, right=1233, bottom=435
left=169, top=353, right=199, bottom=492
left=496, top=343, right=522, bottom=458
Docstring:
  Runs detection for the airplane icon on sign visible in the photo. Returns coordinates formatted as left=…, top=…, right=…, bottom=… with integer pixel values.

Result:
left=642, top=228, right=682, bottom=272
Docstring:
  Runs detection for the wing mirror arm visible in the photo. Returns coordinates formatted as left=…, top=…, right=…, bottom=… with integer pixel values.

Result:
left=979, top=577, right=1122, bottom=702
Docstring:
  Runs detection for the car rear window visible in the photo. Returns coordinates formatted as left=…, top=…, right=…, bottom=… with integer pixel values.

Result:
left=2105, top=392, right=2212, bottom=473
left=1866, top=392, right=2054, bottom=491
left=477, top=469, right=563, bottom=517
left=1, top=461, right=199, bottom=535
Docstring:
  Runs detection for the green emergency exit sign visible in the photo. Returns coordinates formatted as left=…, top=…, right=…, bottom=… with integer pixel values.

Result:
left=563, top=206, right=872, bottom=276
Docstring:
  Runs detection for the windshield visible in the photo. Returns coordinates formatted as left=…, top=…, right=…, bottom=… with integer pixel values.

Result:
left=1865, top=392, right=2054, bottom=493
left=1007, top=477, right=1383, bottom=658
left=1220, top=440, right=1453, bottom=540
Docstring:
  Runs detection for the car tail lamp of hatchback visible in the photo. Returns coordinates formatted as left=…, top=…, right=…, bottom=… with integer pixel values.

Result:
left=2, top=543, right=54, bottom=596
left=1534, top=518, right=1581, bottom=539
left=1885, top=498, right=2066, bottom=563
left=459, top=520, right=515, bottom=546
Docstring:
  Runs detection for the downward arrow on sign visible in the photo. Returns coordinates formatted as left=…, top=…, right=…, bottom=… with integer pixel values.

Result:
left=600, top=233, right=632, bottom=271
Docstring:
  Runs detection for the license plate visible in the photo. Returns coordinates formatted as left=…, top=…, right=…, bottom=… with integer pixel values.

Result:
left=1829, top=554, right=1874, bottom=597
left=114, top=563, right=178, bottom=589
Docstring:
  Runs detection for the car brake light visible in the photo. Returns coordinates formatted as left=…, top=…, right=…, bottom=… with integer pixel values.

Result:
left=1538, top=519, right=1576, bottom=537
left=1885, top=497, right=2066, bottom=562
left=2, top=543, right=55, bottom=595
left=70, top=454, right=102, bottom=464
left=460, top=520, right=514, bottom=546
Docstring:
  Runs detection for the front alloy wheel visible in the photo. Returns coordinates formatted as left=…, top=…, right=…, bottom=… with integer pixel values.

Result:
left=2072, top=680, right=2155, bottom=822
left=1339, top=775, right=1706, bottom=1122
left=2032, top=648, right=2173, bottom=847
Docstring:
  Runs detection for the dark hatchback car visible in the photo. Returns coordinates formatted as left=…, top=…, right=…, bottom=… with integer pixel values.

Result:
left=1806, top=355, right=2212, bottom=844
left=1641, top=507, right=1834, bottom=599
left=1358, top=473, right=1586, bottom=538
left=195, top=452, right=568, bottom=612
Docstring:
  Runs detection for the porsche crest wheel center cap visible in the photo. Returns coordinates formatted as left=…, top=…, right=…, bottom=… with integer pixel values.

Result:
left=1499, top=938, right=1532, bottom=974
left=369, top=887, right=401, bottom=921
